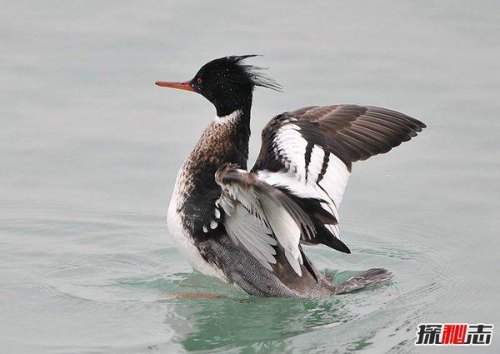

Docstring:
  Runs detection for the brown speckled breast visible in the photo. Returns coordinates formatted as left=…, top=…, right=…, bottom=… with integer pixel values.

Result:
left=174, top=113, right=251, bottom=242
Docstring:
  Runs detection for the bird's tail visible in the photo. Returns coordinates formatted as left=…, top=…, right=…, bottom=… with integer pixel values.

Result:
left=334, top=268, right=392, bottom=294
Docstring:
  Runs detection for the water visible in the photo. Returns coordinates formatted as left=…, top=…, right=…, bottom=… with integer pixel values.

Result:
left=1, top=1, right=499, bottom=353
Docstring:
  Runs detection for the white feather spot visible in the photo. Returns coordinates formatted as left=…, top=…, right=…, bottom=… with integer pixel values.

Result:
left=274, top=124, right=307, bottom=180
left=308, top=145, right=325, bottom=179
left=210, top=220, right=218, bottom=229
left=259, top=193, right=303, bottom=276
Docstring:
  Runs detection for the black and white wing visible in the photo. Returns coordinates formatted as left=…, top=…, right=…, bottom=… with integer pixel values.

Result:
left=252, top=105, right=425, bottom=248
left=218, top=105, right=425, bottom=276
left=215, top=164, right=318, bottom=276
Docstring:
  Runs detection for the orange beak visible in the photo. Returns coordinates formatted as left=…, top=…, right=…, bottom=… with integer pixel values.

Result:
left=155, top=81, right=195, bottom=92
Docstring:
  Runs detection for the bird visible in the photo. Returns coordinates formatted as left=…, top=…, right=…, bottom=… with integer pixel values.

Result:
left=156, top=55, right=426, bottom=298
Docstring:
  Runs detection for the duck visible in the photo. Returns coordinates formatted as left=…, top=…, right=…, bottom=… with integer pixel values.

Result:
left=156, top=55, right=425, bottom=298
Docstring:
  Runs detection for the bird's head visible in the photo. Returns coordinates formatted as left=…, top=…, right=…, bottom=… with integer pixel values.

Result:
left=156, top=55, right=281, bottom=117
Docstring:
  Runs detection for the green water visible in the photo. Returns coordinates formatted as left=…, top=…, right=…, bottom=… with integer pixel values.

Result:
left=1, top=1, right=499, bottom=353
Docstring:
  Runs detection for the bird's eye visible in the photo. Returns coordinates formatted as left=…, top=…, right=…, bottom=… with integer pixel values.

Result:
left=197, top=77, right=203, bottom=84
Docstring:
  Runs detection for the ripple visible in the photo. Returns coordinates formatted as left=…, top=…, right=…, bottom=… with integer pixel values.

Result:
left=0, top=190, right=491, bottom=353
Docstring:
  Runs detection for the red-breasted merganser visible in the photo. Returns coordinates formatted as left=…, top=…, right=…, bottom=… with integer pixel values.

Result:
left=156, top=55, right=425, bottom=298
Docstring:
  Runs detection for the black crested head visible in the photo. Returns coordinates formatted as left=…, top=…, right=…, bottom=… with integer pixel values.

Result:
left=193, top=55, right=281, bottom=116
left=157, top=55, right=281, bottom=117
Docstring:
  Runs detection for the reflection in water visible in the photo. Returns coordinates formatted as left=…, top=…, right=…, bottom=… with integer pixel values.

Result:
left=159, top=272, right=397, bottom=352
left=165, top=294, right=341, bottom=351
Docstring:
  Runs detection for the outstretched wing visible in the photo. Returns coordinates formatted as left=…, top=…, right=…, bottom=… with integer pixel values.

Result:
left=251, top=105, right=426, bottom=251
left=216, top=105, right=425, bottom=276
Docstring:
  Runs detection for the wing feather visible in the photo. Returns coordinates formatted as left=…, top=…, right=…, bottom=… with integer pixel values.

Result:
left=216, top=105, right=425, bottom=276
left=251, top=104, right=425, bottom=251
left=216, top=165, right=316, bottom=276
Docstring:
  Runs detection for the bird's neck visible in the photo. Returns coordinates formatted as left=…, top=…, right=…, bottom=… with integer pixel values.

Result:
left=213, top=104, right=252, bottom=165
left=206, top=105, right=251, bottom=168
left=175, top=104, right=252, bottom=239
left=184, top=103, right=252, bottom=178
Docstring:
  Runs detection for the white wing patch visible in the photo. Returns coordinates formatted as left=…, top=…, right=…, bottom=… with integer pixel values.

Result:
left=224, top=204, right=277, bottom=271
left=259, top=194, right=303, bottom=276
left=271, top=125, right=350, bottom=204
left=308, top=145, right=325, bottom=181
left=320, top=153, right=350, bottom=205
left=217, top=168, right=308, bottom=276
left=274, top=124, right=307, bottom=176
left=258, top=123, right=351, bottom=237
